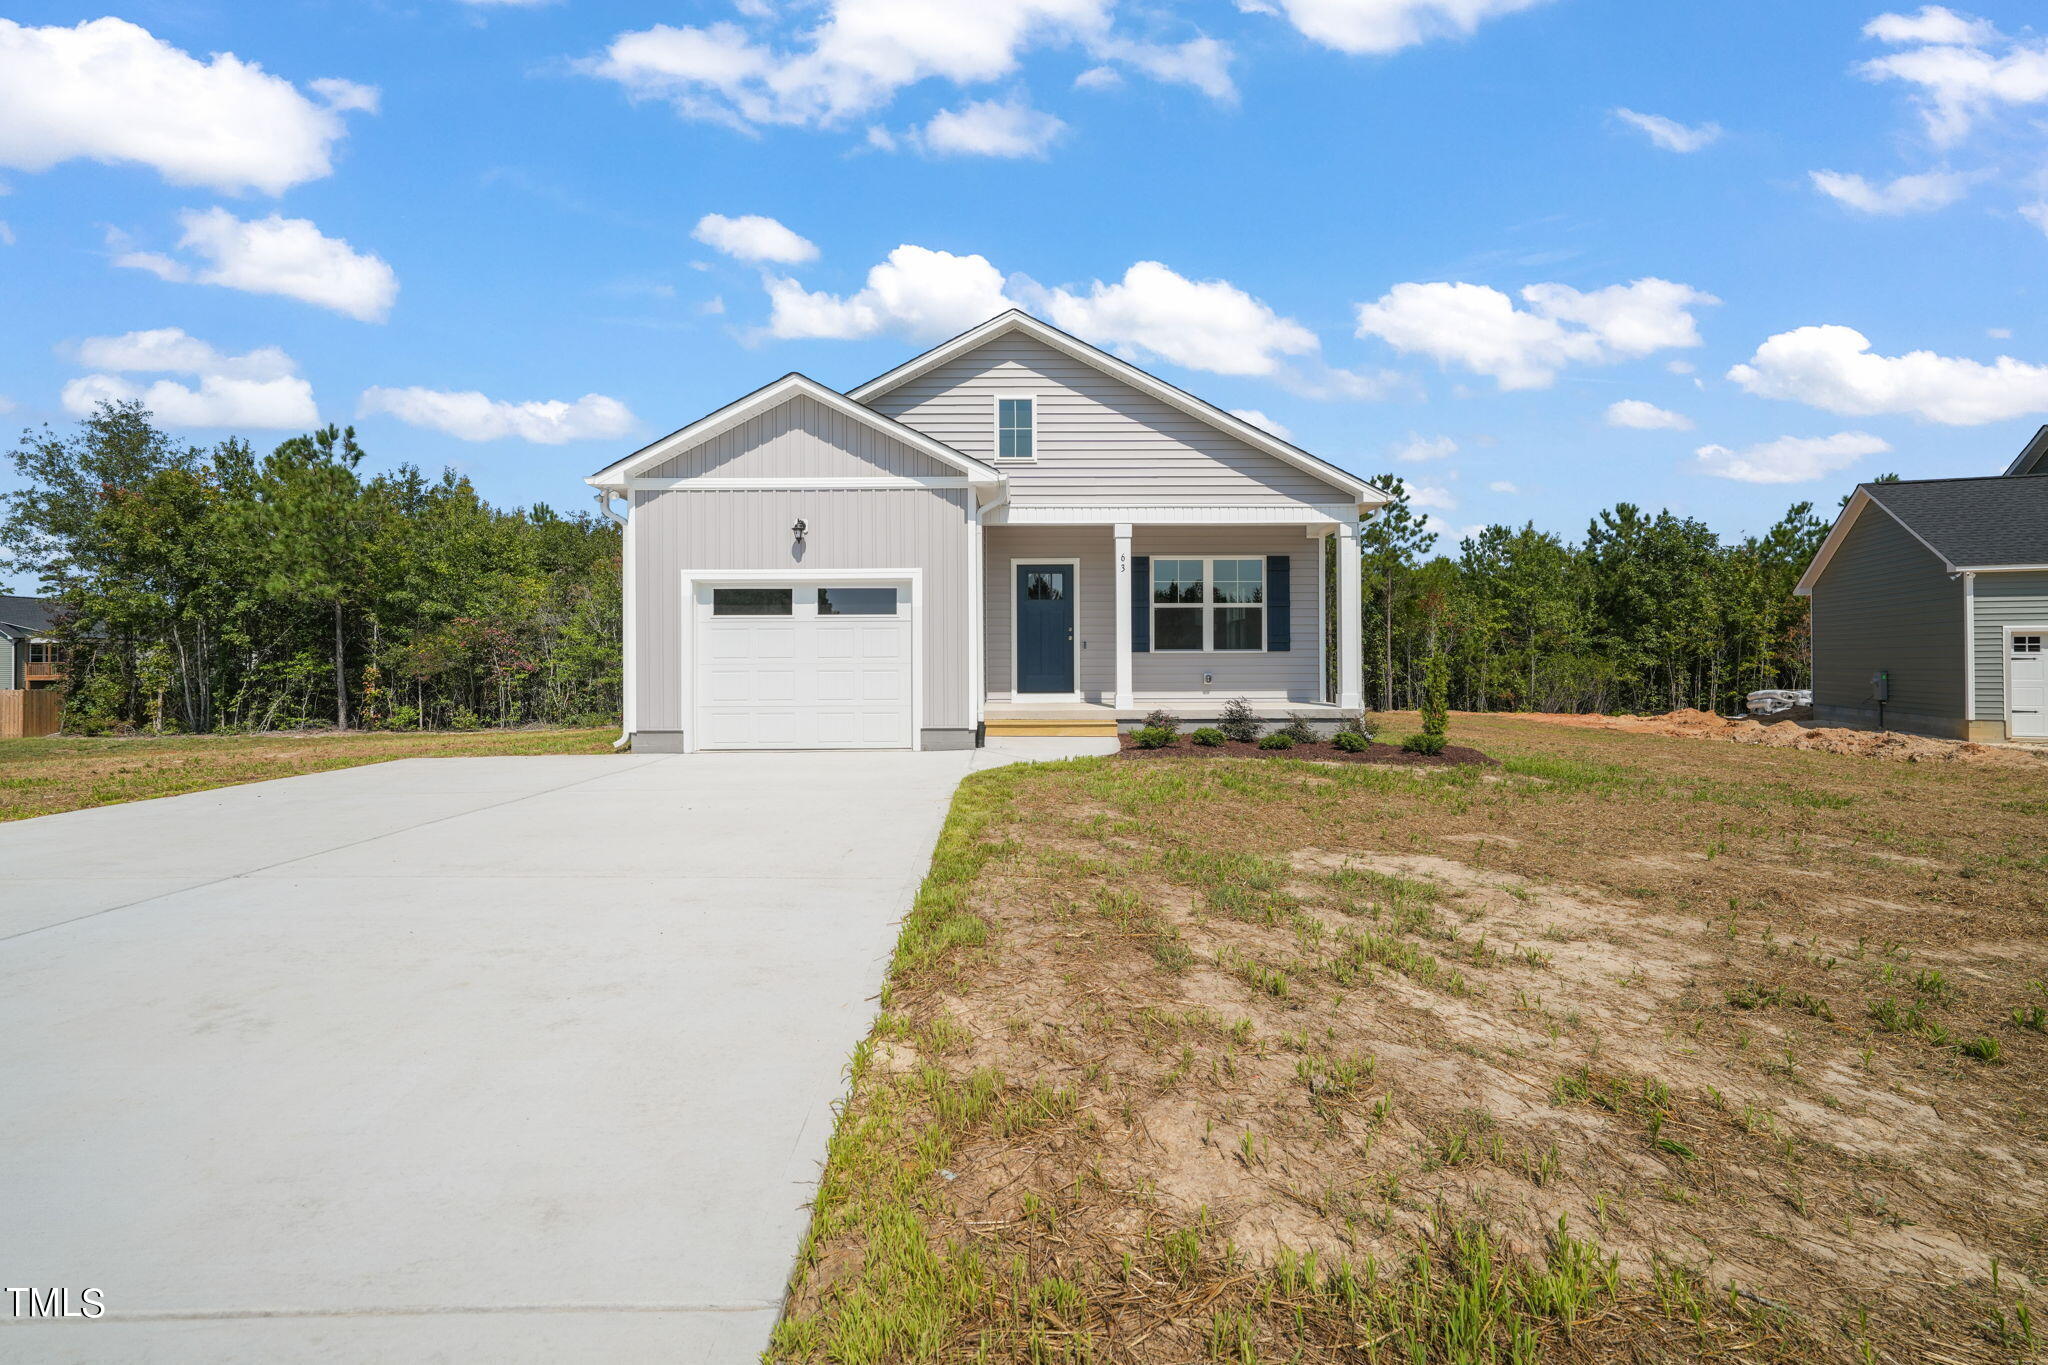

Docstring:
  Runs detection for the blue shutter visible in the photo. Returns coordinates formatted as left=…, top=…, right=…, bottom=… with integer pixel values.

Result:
left=1131, top=555, right=1150, bottom=653
left=1266, top=555, right=1291, bottom=652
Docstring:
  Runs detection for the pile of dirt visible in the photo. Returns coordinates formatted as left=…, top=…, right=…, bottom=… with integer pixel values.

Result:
left=1508, top=708, right=2045, bottom=766
left=1117, top=733, right=1498, bottom=767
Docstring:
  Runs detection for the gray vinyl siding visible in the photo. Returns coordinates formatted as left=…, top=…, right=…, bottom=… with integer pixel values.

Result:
left=1811, top=505, right=1966, bottom=735
left=1973, top=571, right=2048, bottom=721
left=644, top=394, right=959, bottom=481
left=0, top=636, right=16, bottom=689
left=631, top=487, right=972, bottom=733
left=866, top=333, right=1353, bottom=508
left=983, top=526, right=1322, bottom=704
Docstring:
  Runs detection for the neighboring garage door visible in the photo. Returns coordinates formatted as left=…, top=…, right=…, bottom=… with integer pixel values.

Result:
left=694, top=582, right=914, bottom=749
left=2011, top=631, right=2046, bottom=740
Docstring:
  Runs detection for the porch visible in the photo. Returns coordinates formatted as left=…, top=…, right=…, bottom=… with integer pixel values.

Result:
left=983, top=699, right=1358, bottom=738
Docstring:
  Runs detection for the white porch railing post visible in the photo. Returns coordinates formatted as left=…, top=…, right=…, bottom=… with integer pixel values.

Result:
left=1113, top=523, right=1134, bottom=710
left=1335, top=519, right=1364, bottom=711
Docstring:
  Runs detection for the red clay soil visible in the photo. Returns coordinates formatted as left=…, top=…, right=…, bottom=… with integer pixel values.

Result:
left=1501, top=707, right=2048, bottom=767
left=1117, top=733, right=1498, bottom=767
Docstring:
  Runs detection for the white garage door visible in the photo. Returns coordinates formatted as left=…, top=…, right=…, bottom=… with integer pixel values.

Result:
left=694, top=583, right=913, bottom=750
left=2011, top=632, right=2046, bottom=740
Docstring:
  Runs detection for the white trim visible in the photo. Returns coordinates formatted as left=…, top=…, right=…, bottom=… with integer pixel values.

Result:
left=588, top=373, right=1003, bottom=495
left=1316, top=526, right=1329, bottom=705
left=1795, top=489, right=1959, bottom=596
left=991, top=393, right=1040, bottom=464
left=623, top=498, right=638, bottom=743
left=1335, top=520, right=1363, bottom=711
left=847, top=311, right=1383, bottom=505
left=678, top=568, right=924, bottom=753
left=627, top=475, right=973, bottom=491
left=967, top=508, right=985, bottom=732
left=1113, top=524, right=1133, bottom=710
left=2005, top=623, right=2048, bottom=741
left=1964, top=571, right=1977, bottom=722
left=1148, top=555, right=1268, bottom=656
left=1958, top=562, right=2048, bottom=573
left=994, top=502, right=1360, bottom=526
left=1009, top=557, right=1082, bottom=701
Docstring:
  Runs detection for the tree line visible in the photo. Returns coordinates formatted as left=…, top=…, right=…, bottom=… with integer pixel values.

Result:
left=2, top=403, right=620, bottom=734
left=5, top=407, right=1833, bottom=736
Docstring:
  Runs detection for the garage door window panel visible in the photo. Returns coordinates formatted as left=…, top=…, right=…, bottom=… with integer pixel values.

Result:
left=713, top=588, right=793, bottom=616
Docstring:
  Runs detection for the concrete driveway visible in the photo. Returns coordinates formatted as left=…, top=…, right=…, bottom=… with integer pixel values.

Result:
left=0, top=743, right=1101, bottom=1362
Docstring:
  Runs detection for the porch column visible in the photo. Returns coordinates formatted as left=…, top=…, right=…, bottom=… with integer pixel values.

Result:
left=1335, top=519, right=1364, bottom=711
left=1113, top=522, right=1134, bottom=710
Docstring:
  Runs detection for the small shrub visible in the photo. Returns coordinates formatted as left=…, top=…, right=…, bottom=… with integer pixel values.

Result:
left=1142, top=708, right=1181, bottom=735
left=1419, top=649, right=1450, bottom=746
left=1401, top=731, right=1448, bottom=755
left=1218, top=696, right=1261, bottom=744
left=1276, top=713, right=1319, bottom=745
left=1257, top=732, right=1295, bottom=751
left=1332, top=729, right=1371, bottom=753
left=1190, top=727, right=1227, bottom=747
left=1338, top=714, right=1373, bottom=741
left=1132, top=725, right=1178, bottom=749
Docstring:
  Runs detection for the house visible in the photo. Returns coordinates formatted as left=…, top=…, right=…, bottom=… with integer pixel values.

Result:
left=587, top=311, right=1383, bottom=752
left=1795, top=429, right=2048, bottom=742
left=0, top=595, right=67, bottom=690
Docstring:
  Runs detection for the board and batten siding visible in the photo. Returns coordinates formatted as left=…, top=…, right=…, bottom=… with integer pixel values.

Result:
left=1973, top=571, right=2048, bottom=725
left=1811, top=504, right=1966, bottom=736
left=984, top=526, right=1323, bottom=704
left=644, top=394, right=960, bottom=482
left=866, top=333, right=1352, bottom=508
left=631, top=486, right=973, bottom=738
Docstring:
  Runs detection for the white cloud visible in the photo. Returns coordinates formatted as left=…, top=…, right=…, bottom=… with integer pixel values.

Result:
left=918, top=97, right=1066, bottom=157
left=113, top=208, right=397, bottom=321
left=1810, top=168, right=1971, bottom=215
left=61, top=327, right=316, bottom=429
left=1989, top=326, right=2014, bottom=338
left=359, top=387, right=636, bottom=443
left=582, top=1, right=1230, bottom=134
left=1859, top=9, right=2048, bottom=146
left=0, top=395, right=17, bottom=414
left=2021, top=202, right=2048, bottom=236
left=1074, top=65, right=1122, bottom=90
left=1605, top=399, right=1693, bottom=431
left=1240, top=0, right=1551, bottom=55
left=1487, top=479, right=1517, bottom=493
left=1391, top=432, right=1457, bottom=461
left=1354, top=277, right=1716, bottom=390
left=0, top=18, right=375, bottom=195
left=1694, top=432, right=1891, bottom=484
left=1666, top=359, right=1695, bottom=375
left=1729, top=324, right=2048, bottom=425
left=767, top=244, right=1019, bottom=340
left=1409, top=483, right=1456, bottom=510
left=692, top=212, right=818, bottom=263
left=1036, top=260, right=1318, bottom=376
left=1613, top=108, right=1721, bottom=153
left=1229, top=409, right=1292, bottom=439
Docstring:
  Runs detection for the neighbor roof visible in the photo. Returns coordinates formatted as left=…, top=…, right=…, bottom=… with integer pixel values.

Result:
left=586, top=372, right=1005, bottom=497
left=846, top=310, right=1386, bottom=507
left=2003, top=424, right=2048, bottom=477
left=0, top=594, right=56, bottom=639
left=1796, top=475, right=2048, bottom=594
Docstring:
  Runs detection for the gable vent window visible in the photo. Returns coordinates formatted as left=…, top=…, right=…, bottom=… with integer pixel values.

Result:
left=997, top=397, right=1035, bottom=459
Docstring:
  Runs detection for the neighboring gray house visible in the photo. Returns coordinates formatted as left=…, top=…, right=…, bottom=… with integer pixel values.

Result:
left=0, top=594, right=65, bottom=691
left=1796, top=433, right=2048, bottom=742
left=588, top=311, right=1383, bottom=752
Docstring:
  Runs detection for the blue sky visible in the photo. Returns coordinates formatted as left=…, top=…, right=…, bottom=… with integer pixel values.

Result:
left=4, top=0, right=2047, bottom=591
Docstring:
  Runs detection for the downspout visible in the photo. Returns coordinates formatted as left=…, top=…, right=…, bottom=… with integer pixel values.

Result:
left=595, top=489, right=634, bottom=750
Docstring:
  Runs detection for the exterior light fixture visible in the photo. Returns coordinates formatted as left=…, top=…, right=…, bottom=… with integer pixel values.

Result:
left=792, top=518, right=808, bottom=544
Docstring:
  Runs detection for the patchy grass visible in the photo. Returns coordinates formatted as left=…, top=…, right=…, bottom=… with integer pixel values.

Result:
left=0, top=727, right=615, bottom=820
left=772, top=714, right=2048, bottom=1364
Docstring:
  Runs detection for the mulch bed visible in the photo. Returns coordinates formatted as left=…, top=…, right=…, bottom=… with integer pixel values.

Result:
left=1116, top=733, right=1499, bottom=767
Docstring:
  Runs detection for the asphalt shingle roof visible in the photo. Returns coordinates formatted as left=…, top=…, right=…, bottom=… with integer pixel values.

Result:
left=0, top=594, right=58, bottom=639
left=1862, top=475, right=2048, bottom=569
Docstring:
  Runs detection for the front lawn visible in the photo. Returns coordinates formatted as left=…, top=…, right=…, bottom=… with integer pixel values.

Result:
left=772, top=714, right=2047, bottom=1364
left=0, top=727, right=616, bottom=821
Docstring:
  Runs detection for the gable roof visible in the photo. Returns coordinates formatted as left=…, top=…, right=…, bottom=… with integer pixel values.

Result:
left=1796, top=475, right=2048, bottom=594
left=0, top=594, right=57, bottom=639
left=846, top=310, right=1385, bottom=507
left=587, top=372, right=1006, bottom=497
left=2005, top=424, right=2048, bottom=476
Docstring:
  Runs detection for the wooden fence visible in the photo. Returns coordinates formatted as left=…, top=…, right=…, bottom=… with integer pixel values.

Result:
left=0, top=689, right=61, bottom=738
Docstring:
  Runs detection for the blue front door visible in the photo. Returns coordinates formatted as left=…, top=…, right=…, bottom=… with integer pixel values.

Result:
left=1015, top=563, right=1075, bottom=694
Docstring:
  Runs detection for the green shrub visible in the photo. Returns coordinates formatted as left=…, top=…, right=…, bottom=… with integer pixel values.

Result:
left=1218, top=696, right=1261, bottom=743
left=1132, top=725, right=1178, bottom=749
left=1332, top=729, right=1371, bottom=753
left=1401, top=731, right=1448, bottom=755
left=1276, top=713, right=1319, bottom=745
left=1257, top=732, right=1295, bottom=751
left=1420, top=648, right=1450, bottom=747
left=1190, top=727, right=1227, bottom=747
left=1338, top=714, right=1373, bottom=741
left=1142, top=708, right=1182, bottom=735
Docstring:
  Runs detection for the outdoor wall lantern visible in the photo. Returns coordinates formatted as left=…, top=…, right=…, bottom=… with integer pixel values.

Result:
left=792, top=518, right=808, bottom=545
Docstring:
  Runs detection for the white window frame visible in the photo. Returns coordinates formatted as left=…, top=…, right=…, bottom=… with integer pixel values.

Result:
left=1008, top=556, right=1081, bottom=701
left=992, top=394, right=1039, bottom=462
left=1151, top=555, right=1267, bottom=655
